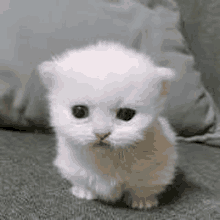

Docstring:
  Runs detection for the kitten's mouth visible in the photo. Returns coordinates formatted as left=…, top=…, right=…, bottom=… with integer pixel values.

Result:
left=93, top=141, right=111, bottom=149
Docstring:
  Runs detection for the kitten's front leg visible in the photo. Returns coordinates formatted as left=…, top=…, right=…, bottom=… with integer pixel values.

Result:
left=125, top=185, right=165, bottom=209
left=130, top=190, right=158, bottom=209
left=53, top=144, right=97, bottom=200
left=69, top=174, right=98, bottom=200
left=71, top=185, right=96, bottom=200
left=70, top=175, right=121, bottom=201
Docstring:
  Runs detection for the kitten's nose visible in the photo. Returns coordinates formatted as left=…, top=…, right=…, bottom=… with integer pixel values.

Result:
left=95, top=132, right=111, bottom=140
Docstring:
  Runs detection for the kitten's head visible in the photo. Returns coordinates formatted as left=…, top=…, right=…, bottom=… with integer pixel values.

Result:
left=39, top=41, right=175, bottom=149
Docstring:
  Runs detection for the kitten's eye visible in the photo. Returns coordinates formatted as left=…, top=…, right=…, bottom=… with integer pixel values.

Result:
left=72, top=105, right=89, bottom=119
left=116, top=108, right=136, bottom=121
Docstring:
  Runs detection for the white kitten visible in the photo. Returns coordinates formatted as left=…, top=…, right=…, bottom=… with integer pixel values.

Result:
left=39, top=41, right=177, bottom=209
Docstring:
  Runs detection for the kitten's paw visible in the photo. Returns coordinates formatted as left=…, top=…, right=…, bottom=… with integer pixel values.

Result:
left=71, top=186, right=96, bottom=200
left=132, top=196, right=158, bottom=209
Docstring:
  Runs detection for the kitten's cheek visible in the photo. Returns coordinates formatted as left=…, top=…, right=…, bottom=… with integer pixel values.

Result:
left=108, top=137, right=128, bottom=148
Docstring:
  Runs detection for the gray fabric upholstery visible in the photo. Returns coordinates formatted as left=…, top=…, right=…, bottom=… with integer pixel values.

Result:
left=0, top=129, right=219, bottom=219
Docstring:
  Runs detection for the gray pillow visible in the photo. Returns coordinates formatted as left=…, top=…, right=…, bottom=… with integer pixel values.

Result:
left=0, top=0, right=216, bottom=138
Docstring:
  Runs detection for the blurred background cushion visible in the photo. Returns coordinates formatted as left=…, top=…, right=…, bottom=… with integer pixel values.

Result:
left=0, top=0, right=217, bottom=140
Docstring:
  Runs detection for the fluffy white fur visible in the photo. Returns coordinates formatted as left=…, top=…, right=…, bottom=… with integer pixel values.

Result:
left=39, top=41, right=177, bottom=209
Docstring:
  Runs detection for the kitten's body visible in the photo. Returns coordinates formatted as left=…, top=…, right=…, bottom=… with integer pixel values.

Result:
left=39, top=41, right=177, bottom=209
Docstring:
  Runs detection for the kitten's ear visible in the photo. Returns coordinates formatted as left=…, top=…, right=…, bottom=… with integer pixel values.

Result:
left=38, top=61, right=57, bottom=90
left=160, top=80, right=171, bottom=96
left=157, top=67, right=176, bottom=81
left=156, top=67, right=175, bottom=96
